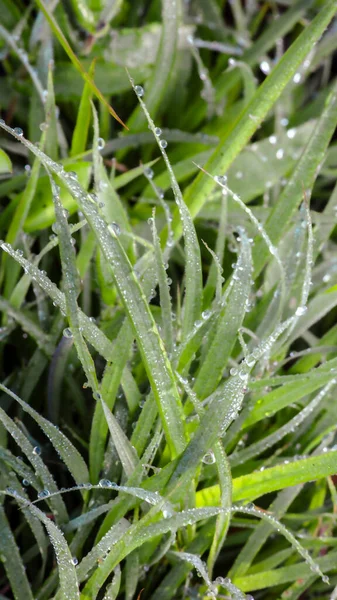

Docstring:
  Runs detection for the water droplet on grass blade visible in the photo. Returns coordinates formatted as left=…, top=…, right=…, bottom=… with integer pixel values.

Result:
left=37, top=489, right=50, bottom=499
left=13, top=127, right=23, bottom=136
left=135, top=85, right=144, bottom=97
left=109, top=222, right=121, bottom=236
left=97, top=137, right=105, bottom=150
left=144, top=167, right=154, bottom=178
left=202, top=451, right=216, bottom=464
left=260, top=60, right=270, bottom=74
left=63, top=328, right=73, bottom=338
left=33, top=446, right=41, bottom=455
left=99, top=479, right=112, bottom=488
left=155, top=127, right=162, bottom=136
left=215, top=174, right=227, bottom=186
left=159, top=139, right=168, bottom=149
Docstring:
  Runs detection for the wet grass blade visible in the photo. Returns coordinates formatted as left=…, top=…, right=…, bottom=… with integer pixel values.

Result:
left=0, top=122, right=187, bottom=458
left=175, top=1, right=337, bottom=239
left=253, top=80, right=337, bottom=275
left=193, top=231, right=252, bottom=399
left=197, top=450, right=337, bottom=505
left=0, top=383, right=89, bottom=485
left=0, top=505, right=34, bottom=600
left=34, top=0, right=127, bottom=129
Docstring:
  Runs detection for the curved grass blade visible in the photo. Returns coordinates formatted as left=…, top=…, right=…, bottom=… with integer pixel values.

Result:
left=103, top=565, right=121, bottom=600
left=130, top=75, right=203, bottom=339
left=0, top=407, right=68, bottom=522
left=0, top=23, right=45, bottom=105
left=231, top=381, right=335, bottom=466
left=0, top=122, right=187, bottom=458
left=81, top=507, right=223, bottom=600
left=197, top=449, right=337, bottom=506
left=0, top=297, right=53, bottom=353
left=0, top=383, right=89, bottom=485
left=7, top=492, right=80, bottom=600
left=0, top=240, right=113, bottom=360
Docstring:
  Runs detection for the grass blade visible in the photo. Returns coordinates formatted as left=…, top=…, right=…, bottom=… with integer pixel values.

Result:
left=0, top=383, right=89, bottom=485
left=34, top=0, right=126, bottom=128
left=176, top=1, right=337, bottom=239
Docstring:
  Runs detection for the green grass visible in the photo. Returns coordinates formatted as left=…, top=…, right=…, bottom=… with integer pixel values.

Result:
left=0, top=1, right=337, bottom=599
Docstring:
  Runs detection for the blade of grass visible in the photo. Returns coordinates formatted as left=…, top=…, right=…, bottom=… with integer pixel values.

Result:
left=193, top=230, right=252, bottom=399
left=0, top=383, right=89, bottom=485
left=253, top=80, right=337, bottom=276
left=34, top=0, right=127, bottom=129
left=126, top=0, right=179, bottom=131
left=70, top=59, right=96, bottom=157
left=197, top=449, right=337, bottom=506
left=0, top=505, right=34, bottom=600
left=0, top=407, right=68, bottom=522
left=130, top=75, right=203, bottom=338
left=171, top=1, right=337, bottom=241
left=0, top=122, right=188, bottom=458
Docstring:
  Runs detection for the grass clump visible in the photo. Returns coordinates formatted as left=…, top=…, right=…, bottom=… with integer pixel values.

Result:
left=1, top=1, right=337, bottom=599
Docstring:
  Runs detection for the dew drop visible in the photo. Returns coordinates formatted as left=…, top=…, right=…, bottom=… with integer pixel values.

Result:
left=202, top=451, right=216, bottom=465
left=155, top=127, right=162, bottom=136
left=260, top=60, right=270, bottom=75
left=269, top=135, right=277, bottom=145
left=13, top=127, right=23, bottom=136
left=215, top=175, right=227, bottom=185
left=37, top=489, right=50, bottom=499
left=287, top=128, right=296, bottom=139
left=293, top=72, right=301, bottom=83
left=67, top=171, right=78, bottom=180
left=295, top=306, right=307, bottom=316
left=71, top=557, right=78, bottom=566
left=276, top=148, right=284, bottom=160
left=230, top=367, right=238, bottom=376
left=110, top=222, right=121, bottom=236
left=22, top=479, right=30, bottom=486
left=63, top=327, right=73, bottom=339
left=144, top=167, right=154, bottom=179
left=135, top=85, right=144, bottom=97
left=97, top=137, right=105, bottom=150
left=159, top=139, right=168, bottom=149
left=99, top=479, right=112, bottom=488
left=33, top=446, right=41, bottom=455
